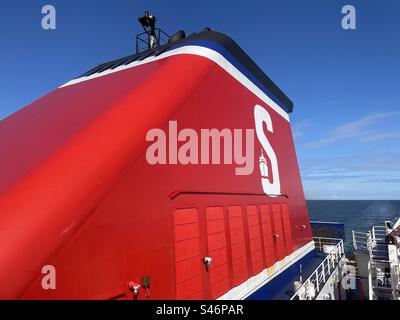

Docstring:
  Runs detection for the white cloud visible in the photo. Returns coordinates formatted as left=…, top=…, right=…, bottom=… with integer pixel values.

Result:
left=303, top=111, right=400, bottom=149
left=299, top=150, right=400, bottom=200
left=292, top=120, right=311, bottom=139
left=359, top=132, right=400, bottom=143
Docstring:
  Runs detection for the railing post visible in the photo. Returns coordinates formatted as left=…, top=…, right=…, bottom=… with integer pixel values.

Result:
left=367, top=231, right=373, bottom=253
left=327, top=255, right=331, bottom=275
left=316, top=269, right=320, bottom=292
left=352, top=230, right=357, bottom=250
left=322, top=261, right=326, bottom=283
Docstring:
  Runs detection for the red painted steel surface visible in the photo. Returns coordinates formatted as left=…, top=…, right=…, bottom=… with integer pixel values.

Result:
left=174, top=208, right=202, bottom=300
left=246, top=205, right=264, bottom=275
left=0, top=52, right=313, bottom=299
left=206, top=207, right=230, bottom=299
left=228, top=206, right=249, bottom=287
left=271, top=204, right=286, bottom=261
left=281, top=203, right=294, bottom=255
left=260, top=204, right=276, bottom=267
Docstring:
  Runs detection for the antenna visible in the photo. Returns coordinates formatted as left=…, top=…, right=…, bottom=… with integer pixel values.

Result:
left=136, top=11, right=170, bottom=53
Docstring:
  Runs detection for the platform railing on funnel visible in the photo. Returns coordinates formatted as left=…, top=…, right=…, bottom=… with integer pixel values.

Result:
left=136, top=28, right=170, bottom=53
left=290, top=237, right=345, bottom=300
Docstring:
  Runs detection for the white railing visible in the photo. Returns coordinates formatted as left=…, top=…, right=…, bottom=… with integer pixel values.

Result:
left=352, top=230, right=371, bottom=251
left=392, top=264, right=400, bottom=300
left=290, top=237, right=345, bottom=300
left=353, top=225, right=389, bottom=256
left=314, top=237, right=343, bottom=251
left=354, top=219, right=400, bottom=300
left=372, top=226, right=386, bottom=240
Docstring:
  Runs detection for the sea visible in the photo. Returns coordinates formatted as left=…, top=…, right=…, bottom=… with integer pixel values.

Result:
left=306, top=200, right=400, bottom=252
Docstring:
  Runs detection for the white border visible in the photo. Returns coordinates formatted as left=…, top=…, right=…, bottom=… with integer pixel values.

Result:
left=60, top=46, right=290, bottom=122
left=217, top=240, right=315, bottom=300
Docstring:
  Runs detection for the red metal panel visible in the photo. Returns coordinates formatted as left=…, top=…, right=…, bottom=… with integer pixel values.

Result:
left=259, top=204, right=276, bottom=267
left=176, top=274, right=203, bottom=300
left=281, top=204, right=293, bottom=255
left=174, top=208, right=202, bottom=300
left=271, top=204, right=286, bottom=261
left=246, top=205, right=264, bottom=274
left=206, top=207, right=230, bottom=299
left=228, top=206, right=249, bottom=286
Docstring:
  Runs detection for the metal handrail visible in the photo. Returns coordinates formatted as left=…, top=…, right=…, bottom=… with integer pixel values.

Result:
left=314, top=236, right=343, bottom=250
left=352, top=225, right=389, bottom=253
left=352, top=230, right=372, bottom=251
left=290, top=238, right=345, bottom=300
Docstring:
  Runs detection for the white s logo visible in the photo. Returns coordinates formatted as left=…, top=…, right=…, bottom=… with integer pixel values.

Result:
left=254, top=105, right=281, bottom=196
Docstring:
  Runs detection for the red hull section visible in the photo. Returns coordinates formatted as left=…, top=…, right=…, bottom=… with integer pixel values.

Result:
left=0, top=40, right=312, bottom=299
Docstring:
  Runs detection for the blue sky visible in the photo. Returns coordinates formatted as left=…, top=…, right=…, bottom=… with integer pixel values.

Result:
left=0, top=0, right=399, bottom=200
